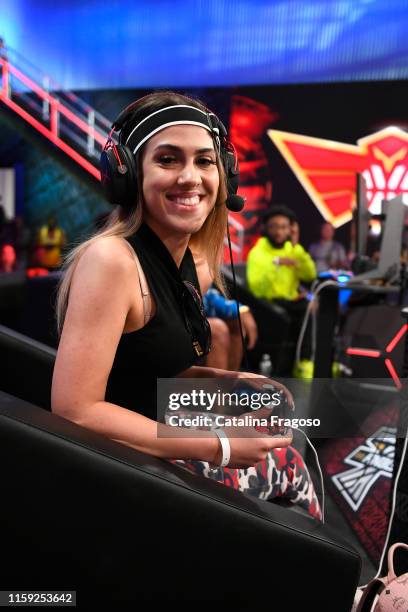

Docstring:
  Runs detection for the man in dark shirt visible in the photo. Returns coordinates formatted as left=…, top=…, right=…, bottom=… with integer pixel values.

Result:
left=309, top=222, right=347, bottom=273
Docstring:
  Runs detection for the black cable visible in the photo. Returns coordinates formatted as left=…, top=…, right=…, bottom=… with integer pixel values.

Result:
left=226, top=219, right=249, bottom=370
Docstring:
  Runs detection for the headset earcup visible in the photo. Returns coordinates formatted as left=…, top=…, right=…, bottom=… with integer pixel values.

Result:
left=119, top=146, right=139, bottom=207
left=221, top=146, right=245, bottom=211
left=100, top=145, right=138, bottom=208
left=100, top=148, right=118, bottom=204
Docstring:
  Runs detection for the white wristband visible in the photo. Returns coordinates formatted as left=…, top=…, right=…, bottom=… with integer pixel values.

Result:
left=213, top=428, right=231, bottom=467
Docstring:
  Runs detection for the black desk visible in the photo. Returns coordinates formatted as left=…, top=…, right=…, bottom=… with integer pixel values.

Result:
left=314, top=282, right=400, bottom=378
left=312, top=282, right=408, bottom=575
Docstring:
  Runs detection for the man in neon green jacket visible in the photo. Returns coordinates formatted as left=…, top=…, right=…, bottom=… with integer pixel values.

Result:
left=247, top=207, right=316, bottom=300
left=247, top=205, right=316, bottom=375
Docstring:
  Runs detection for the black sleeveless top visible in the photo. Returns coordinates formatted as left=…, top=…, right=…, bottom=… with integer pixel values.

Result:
left=105, top=223, right=206, bottom=421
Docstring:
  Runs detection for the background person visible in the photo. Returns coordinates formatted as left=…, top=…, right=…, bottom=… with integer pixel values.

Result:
left=203, top=285, right=258, bottom=371
left=34, top=215, right=66, bottom=270
left=246, top=205, right=317, bottom=375
left=309, top=221, right=348, bottom=273
left=290, top=220, right=300, bottom=246
left=0, top=243, right=17, bottom=273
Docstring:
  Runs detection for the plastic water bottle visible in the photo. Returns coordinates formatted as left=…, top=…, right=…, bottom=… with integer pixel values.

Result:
left=259, top=353, right=272, bottom=377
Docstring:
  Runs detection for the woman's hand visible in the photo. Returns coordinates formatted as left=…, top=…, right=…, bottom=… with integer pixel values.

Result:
left=219, top=370, right=295, bottom=411
left=209, top=406, right=293, bottom=469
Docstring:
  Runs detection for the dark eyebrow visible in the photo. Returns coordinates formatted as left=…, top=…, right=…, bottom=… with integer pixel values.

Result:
left=153, top=144, right=215, bottom=154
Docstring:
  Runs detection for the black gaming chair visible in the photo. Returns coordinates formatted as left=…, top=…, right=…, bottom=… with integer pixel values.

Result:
left=0, top=324, right=361, bottom=608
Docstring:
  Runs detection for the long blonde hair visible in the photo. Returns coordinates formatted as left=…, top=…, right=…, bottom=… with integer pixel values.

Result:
left=56, top=91, right=228, bottom=335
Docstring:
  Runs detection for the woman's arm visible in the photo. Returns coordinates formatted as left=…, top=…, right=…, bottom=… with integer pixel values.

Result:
left=51, top=237, right=219, bottom=463
left=52, top=240, right=291, bottom=469
left=61, top=397, right=220, bottom=462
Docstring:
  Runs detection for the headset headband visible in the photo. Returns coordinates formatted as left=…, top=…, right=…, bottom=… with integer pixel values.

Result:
left=101, top=100, right=245, bottom=212
left=123, top=105, right=221, bottom=155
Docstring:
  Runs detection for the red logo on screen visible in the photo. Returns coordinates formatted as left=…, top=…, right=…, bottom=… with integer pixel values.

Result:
left=268, top=126, right=408, bottom=227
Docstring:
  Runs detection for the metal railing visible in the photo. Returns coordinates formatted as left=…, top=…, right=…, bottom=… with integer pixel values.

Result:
left=0, top=46, right=245, bottom=259
left=0, top=50, right=109, bottom=180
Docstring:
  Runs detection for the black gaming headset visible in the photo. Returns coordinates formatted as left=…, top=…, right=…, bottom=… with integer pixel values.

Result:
left=100, top=99, right=245, bottom=212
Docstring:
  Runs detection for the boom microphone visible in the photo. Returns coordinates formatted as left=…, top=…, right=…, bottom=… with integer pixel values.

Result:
left=226, top=194, right=245, bottom=212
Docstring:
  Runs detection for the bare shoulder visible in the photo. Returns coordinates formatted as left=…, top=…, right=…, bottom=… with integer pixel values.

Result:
left=77, top=235, right=135, bottom=271
left=67, top=235, right=137, bottom=312
left=73, top=235, right=136, bottom=285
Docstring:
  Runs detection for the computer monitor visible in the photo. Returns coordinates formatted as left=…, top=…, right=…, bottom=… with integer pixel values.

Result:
left=354, top=173, right=370, bottom=257
left=349, top=194, right=405, bottom=283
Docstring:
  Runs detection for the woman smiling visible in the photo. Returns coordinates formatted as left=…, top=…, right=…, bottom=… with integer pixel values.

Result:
left=51, top=91, right=321, bottom=519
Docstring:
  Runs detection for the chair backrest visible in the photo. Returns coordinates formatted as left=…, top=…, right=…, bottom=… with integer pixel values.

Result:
left=222, top=262, right=247, bottom=288
left=19, top=272, right=62, bottom=348
left=0, top=269, right=26, bottom=329
left=221, top=267, right=293, bottom=371
left=0, top=324, right=56, bottom=410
